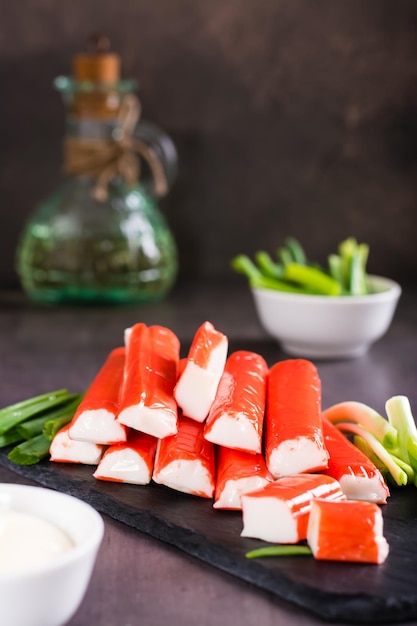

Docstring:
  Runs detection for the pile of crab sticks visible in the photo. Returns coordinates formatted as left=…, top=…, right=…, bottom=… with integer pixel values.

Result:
left=3, top=320, right=417, bottom=565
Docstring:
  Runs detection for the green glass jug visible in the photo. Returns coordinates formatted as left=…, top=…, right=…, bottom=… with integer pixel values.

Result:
left=16, top=36, right=178, bottom=304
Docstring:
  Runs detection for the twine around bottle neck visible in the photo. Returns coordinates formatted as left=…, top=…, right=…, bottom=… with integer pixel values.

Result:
left=63, top=94, right=168, bottom=201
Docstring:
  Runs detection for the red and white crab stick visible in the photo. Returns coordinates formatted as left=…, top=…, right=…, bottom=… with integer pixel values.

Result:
left=265, top=359, right=329, bottom=478
left=117, top=323, right=180, bottom=439
left=50, top=425, right=105, bottom=465
left=68, top=347, right=127, bottom=445
left=174, top=321, right=228, bottom=423
left=204, top=351, right=268, bottom=454
left=321, top=415, right=390, bottom=504
left=93, top=431, right=158, bottom=485
left=152, top=414, right=215, bottom=498
left=213, top=446, right=272, bottom=510
left=307, top=498, right=389, bottom=564
left=241, top=473, right=346, bottom=544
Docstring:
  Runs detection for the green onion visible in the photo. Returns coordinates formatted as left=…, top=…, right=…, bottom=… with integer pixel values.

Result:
left=328, top=254, right=345, bottom=291
left=390, top=453, right=416, bottom=483
left=283, top=263, right=341, bottom=296
left=277, top=246, right=294, bottom=267
left=7, top=434, right=51, bottom=465
left=335, top=237, right=370, bottom=295
left=336, top=422, right=408, bottom=486
left=232, top=236, right=373, bottom=296
left=43, top=395, right=83, bottom=441
left=385, top=396, right=417, bottom=472
left=323, top=401, right=398, bottom=450
left=0, top=390, right=82, bottom=465
left=350, top=251, right=368, bottom=295
left=354, top=436, right=415, bottom=485
left=254, top=251, right=284, bottom=279
left=231, top=255, right=309, bottom=293
left=0, top=428, right=26, bottom=449
left=16, top=416, right=49, bottom=440
left=285, top=237, right=307, bottom=265
left=0, top=389, right=70, bottom=435
left=16, top=393, right=81, bottom=440
left=246, top=545, right=312, bottom=558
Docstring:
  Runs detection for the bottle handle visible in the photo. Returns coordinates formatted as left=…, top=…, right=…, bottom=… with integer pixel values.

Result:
left=134, top=120, right=178, bottom=195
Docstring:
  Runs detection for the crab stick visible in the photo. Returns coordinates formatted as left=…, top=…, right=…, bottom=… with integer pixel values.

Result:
left=204, top=351, right=268, bottom=454
left=241, top=473, right=346, bottom=544
left=307, top=498, right=389, bottom=564
left=93, top=431, right=157, bottom=485
left=117, top=324, right=180, bottom=438
left=174, top=321, right=228, bottom=422
left=265, top=359, right=329, bottom=478
left=152, top=414, right=215, bottom=498
left=321, top=416, right=390, bottom=503
left=49, top=425, right=105, bottom=465
left=68, top=347, right=127, bottom=445
left=213, top=447, right=273, bottom=510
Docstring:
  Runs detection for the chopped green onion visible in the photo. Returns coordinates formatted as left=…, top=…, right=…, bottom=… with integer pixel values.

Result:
left=277, top=246, right=293, bottom=267
left=285, top=237, right=307, bottom=265
left=328, top=254, right=345, bottom=291
left=246, top=545, right=312, bottom=559
left=0, top=389, right=71, bottom=435
left=231, top=255, right=310, bottom=293
left=323, top=401, right=398, bottom=449
left=389, top=453, right=416, bottom=483
left=254, top=251, right=284, bottom=279
left=0, top=428, right=25, bottom=449
left=354, top=436, right=415, bottom=485
left=336, top=237, right=370, bottom=295
left=7, top=434, right=51, bottom=465
left=43, top=415, right=71, bottom=441
left=283, top=263, right=341, bottom=296
left=43, top=395, right=83, bottom=441
left=0, top=389, right=68, bottom=418
left=231, top=236, right=373, bottom=296
left=336, top=422, right=408, bottom=486
left=385, top=396, right=417, bottom=472
left=16, top=393, right=81, bottom=440
left=349, top=251, right=368, bottom=295
left=0, top=390, right=82, bottom=464
left=16, top=416, right=48, bottom=440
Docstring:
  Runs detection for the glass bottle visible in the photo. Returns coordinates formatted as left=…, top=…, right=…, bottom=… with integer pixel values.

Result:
left=16, top=36, right=178, bottom=305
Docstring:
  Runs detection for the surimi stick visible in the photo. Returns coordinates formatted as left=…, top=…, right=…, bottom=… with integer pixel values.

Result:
left=213, top=447, right=272, bottom=510
left=117, top=324, right=180, bottom=438
left=174, top=321, right=228, bottom=422
left=49, top=425, right=105, bottom=465
left=204, top=351, right=268, bottom=454
left=68, top=347, right=127, bottom=445
left=321, top=415, right=390, bottom=503
left=152, top=415, right=215, bottom=498
left=265, top=359, right=329, bottom=478
left=307, top=498, right=389, bottom=564
left=241, top=473, right=346, bottom=544
left=93, top=431, right=157, bottom=485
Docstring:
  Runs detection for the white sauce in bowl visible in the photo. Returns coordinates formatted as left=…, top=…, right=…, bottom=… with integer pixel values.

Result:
left=0, top=511, right=74, bottom=573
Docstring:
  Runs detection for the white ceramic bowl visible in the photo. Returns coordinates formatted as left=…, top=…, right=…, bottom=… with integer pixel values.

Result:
left=251, top=275, right=401, bottom=359
left=0, top=483, right=104, bottom=626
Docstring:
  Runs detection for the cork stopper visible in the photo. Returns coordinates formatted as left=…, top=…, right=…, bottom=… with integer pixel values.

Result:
left=73, top=33, right=120, bottom=84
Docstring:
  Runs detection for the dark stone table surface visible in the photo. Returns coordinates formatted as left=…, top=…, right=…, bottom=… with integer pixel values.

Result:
left=0, top=281, right=416, bottom=626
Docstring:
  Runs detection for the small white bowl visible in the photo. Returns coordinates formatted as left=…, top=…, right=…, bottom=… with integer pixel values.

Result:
left=251, top=275, right=401, bottom=359
left=0, top=483, right=104, bottom=626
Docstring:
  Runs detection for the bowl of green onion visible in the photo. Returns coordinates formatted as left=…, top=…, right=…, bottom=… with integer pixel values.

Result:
left=232, top=237, right=401, bottom=359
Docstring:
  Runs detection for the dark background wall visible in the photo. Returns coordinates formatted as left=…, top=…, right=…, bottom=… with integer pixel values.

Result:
left=1, top=0, right=416, bottom=290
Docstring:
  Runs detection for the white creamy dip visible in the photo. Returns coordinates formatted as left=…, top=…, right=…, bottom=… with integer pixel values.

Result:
left=0, top=510, right=74, bottom=573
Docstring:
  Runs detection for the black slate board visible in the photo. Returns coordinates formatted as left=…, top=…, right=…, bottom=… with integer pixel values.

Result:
left=1, top=453, right=417, bottom=624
